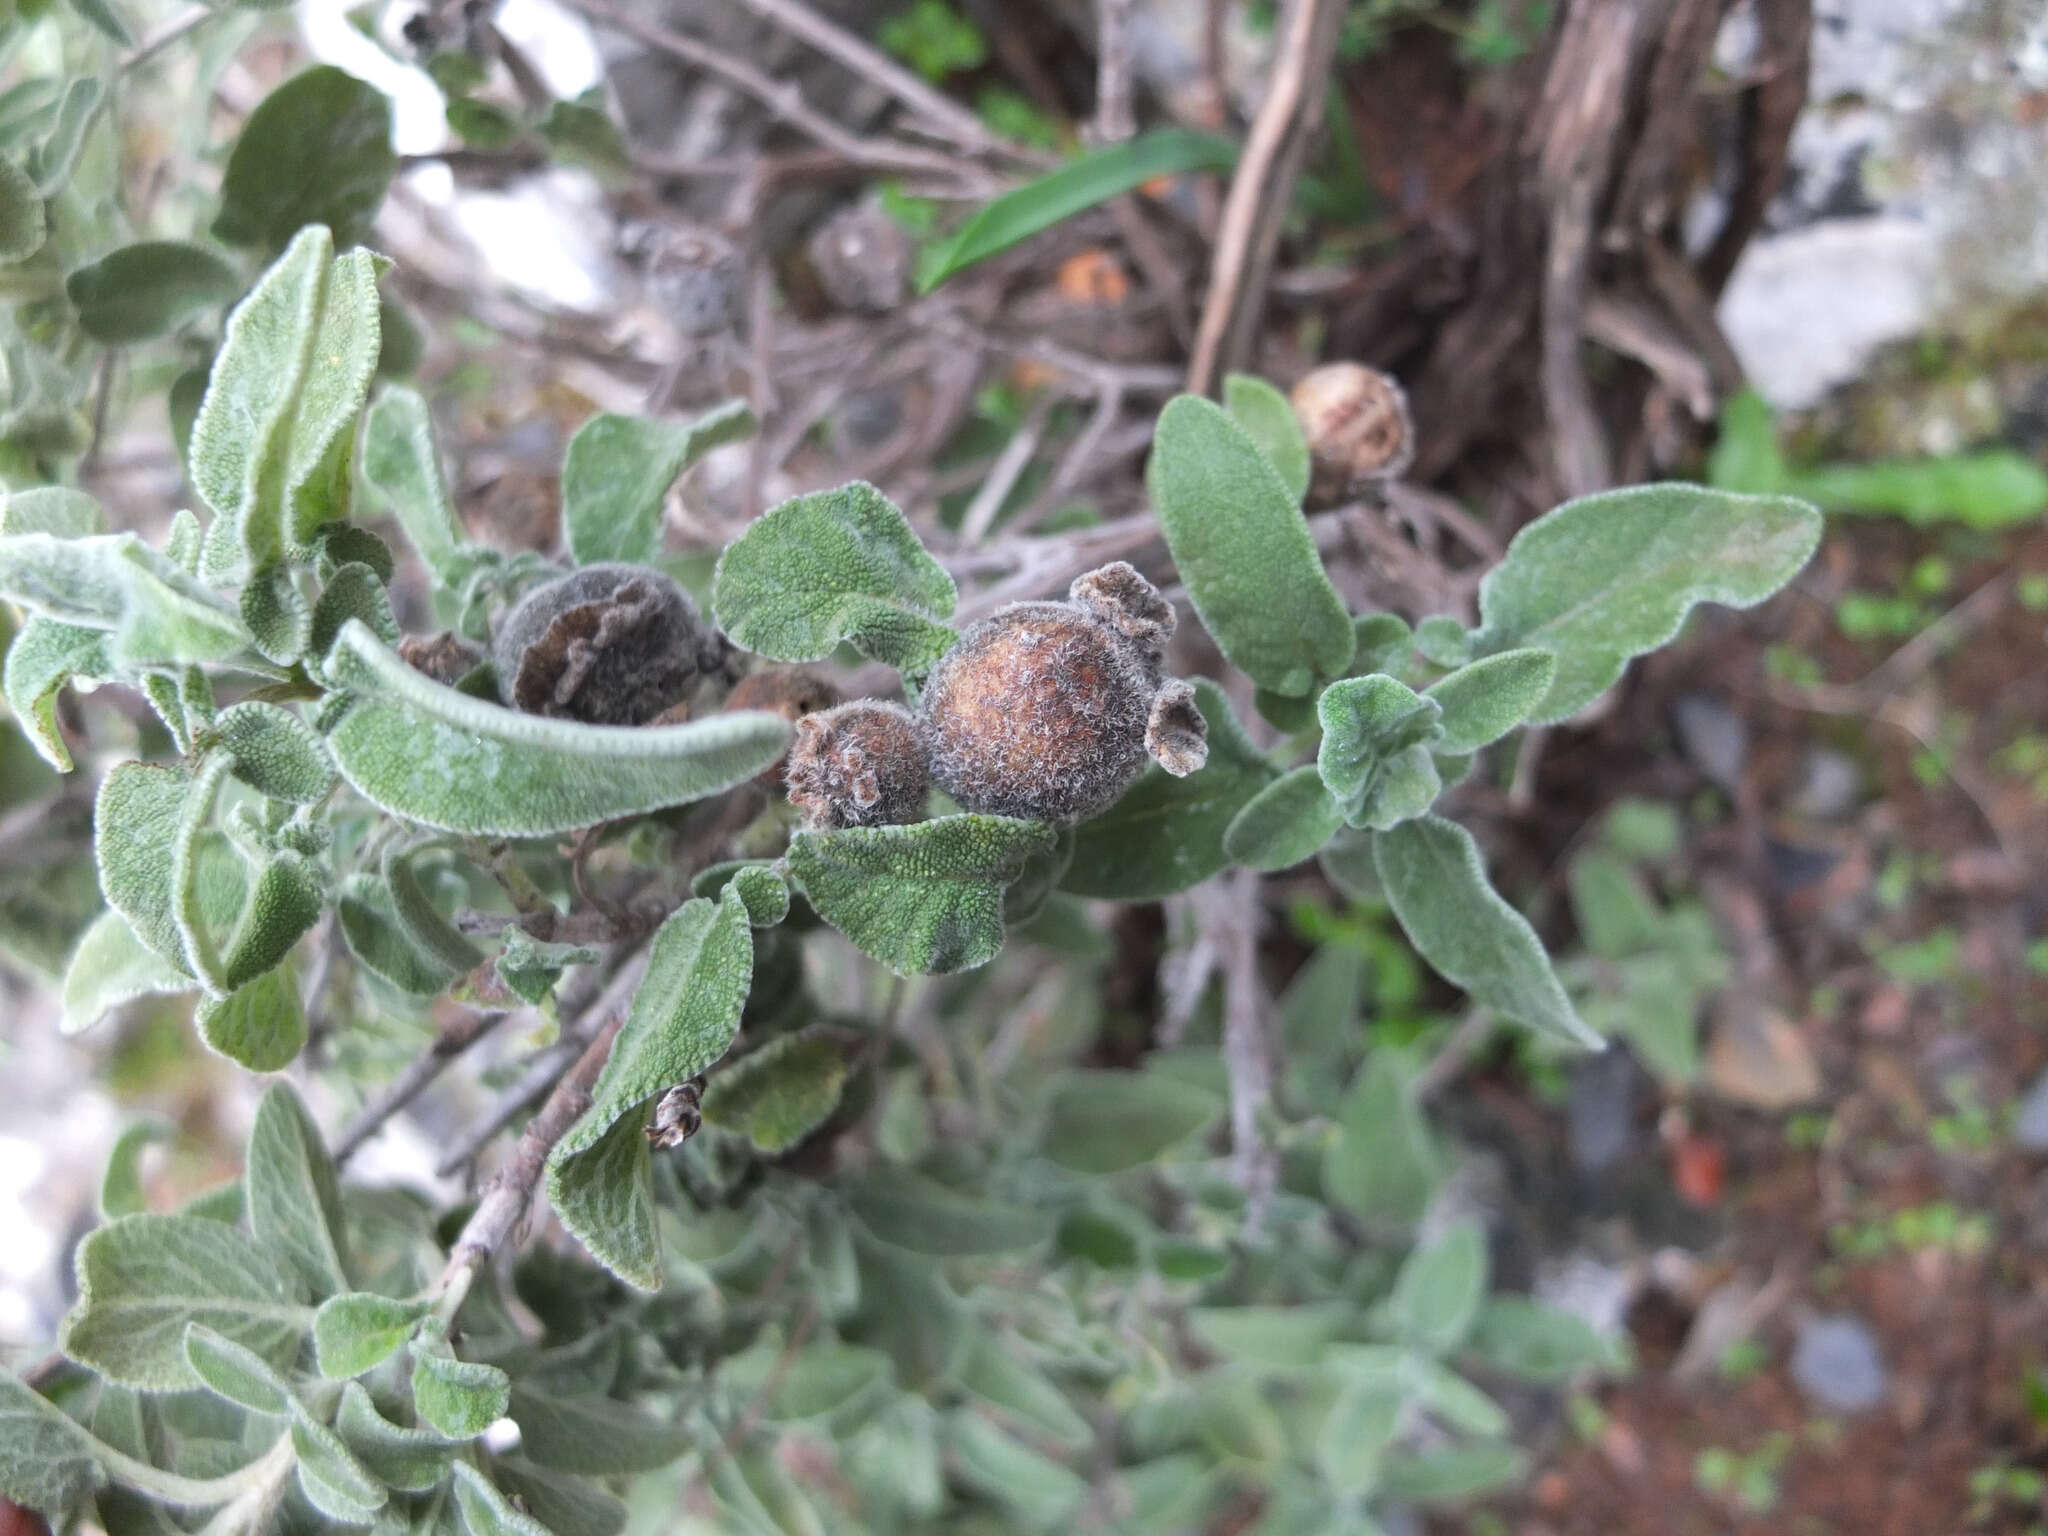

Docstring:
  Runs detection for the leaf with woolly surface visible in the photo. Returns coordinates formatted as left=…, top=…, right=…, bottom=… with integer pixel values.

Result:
left=334, top=1382, right=460, bottom=1492
left=450, top=1460, right=554, bottom=1536
left=492, top=1458, right=626, bottom=1536
left=247, top=1082, right=349, bottom=1298
left=212, top=67, right=395, bottom=253
left=323, top=621, right=790, bottom=835
left=61, top=910, right=189, bottom=1037
left=1423, top=648, right=1557, bottom=755
left=411, top=1348, right=509, bottom=1440
left=701, top=1029, right=846, bottom=1153
left=291, top=1406, right=387, bottom=1523
left=0, top=1368, right=101, bottom=1513
left=314, top=1293, right=427, bottom=1379
left=544, top=1109, right=659, bottom=1293
left=0, top=157, right=45, bottom=264
left=1039, top=1068, right=1222, bottom=1173
left=66, top=241, right=240, bottom=344
left=338, top=873, right=461, bottom=995
left=506, top=1387, right=689, bottom=1475
left=183, top=1323, right=292, bottom=1416
left=846, top=1167, right=1050, bottom=1256
left=362, top=386, right=465, bottom=580
left=0, top=532, right=253, bottom=668
left=194, top=963, right=307, bottom=1072
left=563, top=400, right=754, bottom=566
left=3, top=615, right=109, bottom=770
left=216, top=701, right=335, bottom=804
left=1223, top=765, right=1344, bottom=872
left=0, top=486, right=103, bottom=537
left=1223, top=373, right=1310, bottom=504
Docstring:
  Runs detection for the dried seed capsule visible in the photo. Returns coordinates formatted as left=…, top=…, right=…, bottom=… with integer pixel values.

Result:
left=493, top=563, right=724, bottom=726
left=641, top=224, right=743, bottom=339
left=399, top=630, right=485, bottom=687
left=1291, top=362, right=1415, bottom=495
left=647, top=1076, right=705, bottom=1148
left=806, top=201, right=913, bottom=315
left=917, top=562, right=1209, bottom=824
left=786, top=700, right=928, bottom=830
left=722, top=667, right=845, bottom=787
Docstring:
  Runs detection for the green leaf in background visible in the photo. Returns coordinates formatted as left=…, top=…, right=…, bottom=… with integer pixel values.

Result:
left=59, top=909, right=189, bottom=1036
left=1413, top=614, right=1472, bottom=668
left=212, top=66, right=395, bottom=252
left=1189, top=1303, right=1355, bottom=1370
left=701, top=1029, right=847, bottom=1153
left=183, top=1322, right=293, bottom=1416
left=1351, top=611, right=1414, bottom=676
left=0, top=156, right=46, bottom=264
left=240, top=562, right=312, bottom=664
left=1149, top=394, right=1354, bottom=696
left=712, top=481, right=958, bottom=678
left=1324, top=1050, right=1441, bottom=1230
left=194, top=963, right=306, bottom=1071
left=1423, top=647, right=1557, bottom=754
left=314, top=1292, right=427, bottom=1378
left=362, top=385, right=467, bottom=578
left=335, top=1382, right=462, bottom=1491
left=1471, top=483, right=1822, bottom=724
left=5, top=616, right=112, bottom=770
left=0, top=1369, right=102, bottom=1513
left=846, top=1167, right=1050, bottom=1256
left=1039, top=1067, right=1222, bottom=1173
left=1379, top=1441, right=1527, bottom=1505
left=338, top=873, right=462, bottom=994
left=0, top=531, right=254, bottom=668
left=98, top=1117, right=172, bottom=1220
left=1317, top=1370, right=1402, bottom=1495
left=535, top=97, right=633, bottom=185
left=0, top=486, right=103, bottom=538
left=546, top=890, right=753, bottom=1289
left=1317, top=672, right=1443, bottom=830
left=1062, top=679, right=1275, bottom=899
left=59, top=1213, right=310, bottom=1390
left=323, top=620, right=791, bottom=836
left=562, top=399, right=755, bottom=565
left=507, top=1387, right=691, bottom=1475
left=496, top=928, right=600, bottom=1005
left=957, top=1338, right=1090, bottom=1448
left=1705, top=388, right=1786, bottom=493
left=1224, top=373, right=1311, bottom=504
left=786, top=814, right=1054, bottom=976
left=383, top=847, right=484, bottom=980
left=1373, top=814, right=1600, bottom=1050
left=918, top=130, right=1235, bottom=291
left=28, top=77, right=101, bottom=196
left=730, top=862, right=791, bottom=927
left=412, top=1341, right=511, bottom=1438
left=947, top=1409, right=1088, bottom=1525
left=65, top=241, right=240, bottom=344
left=1223, top=764, right=1345, bottom=872
left=246, top=1081, right=349, bottom=1299
left=1789, top=451, right=2048, bottom=529
left=450, top=1459, right=555, bottom=1536
left=1386, top=1221, right=1487, bottom=1354
left=1469, top=1296, right=1626, bottom=1383
left=291, top=1405, right=387, bottom=1523
left=65, top=0, right=134, bottom=45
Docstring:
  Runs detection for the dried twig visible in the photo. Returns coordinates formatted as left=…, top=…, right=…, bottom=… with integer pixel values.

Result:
left=1198, top=870, right=1276, bottom=1223
left=334, top=1009, right=512, bottom=1165
left=1093, top=0, right=1138, bottom=144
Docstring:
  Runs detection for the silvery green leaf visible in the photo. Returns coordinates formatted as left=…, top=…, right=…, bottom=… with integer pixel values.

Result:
left=0, top=485, right=102, bottom=536
left=1252, top=686, right=1317, bottom=732
left=1423, top=648, right=1557, bottom=754
left=163, top=509, right=201, bottom=570
left=183, top=1323, right=293, bottom=1416
left=699, top=1028, right=845, bottom=1153
left=27, top=77, right=100, bottom=193
left=1472, top=483, right=1822, bottom=723
left=1351, top=612, right=1413, bottom=675
left=492, top=1458, right=626, bottom=1536
left=215, top=701, right=335, bottom=804
left=957, top=1337, right=1090, bottom=1449
left=1039, top=1068, right=1221, bottom=1173
left=505, top=1387, right=689, bottom=1475
left=0, top=1368, right=102, bottom=1513
left=5, top=615, right=111, bottom=769
left=787, top=814, right=1054, bottom=976
left=59, top=1213, right=311, bottom=1390
left=338, top=874, right=459, bottom=995
left=546, top=890, right=752, bottom=1288
left=845, top=1167, right=1050, bottom=1256
left=1148, top=394, right=1353, bottom=696
left=65, top=0, right=132, bottom=43
left=1223, top=373, right=1310, bottom=504
left=194, top=963, right=306, bottom=1071
left=335, top=1382, right=460, bottom=1491
left=411, top=1344, right=510, bottom=1439
left=1412, top=614, right=1472, bottom=668
left=711, top=481, right=957, bottom=677
left=1222, top=764, right=1344, bottom=871
left=382, top=848, right=483, bottom=979
left=1323, top=1050, right=1440, bottom=1230
left=60, top=911, right=189, bottom=1036
left=291, top=1406, right=388, bottom=1524
left=1354, top=743, right=1440, bottom=831
left=729, top=862, right=790, bottom=927
left=239, top=565, right=311, bottom=666
left=1316, top=1373, right=1400, bottom=1497
left=449, top=1460, right=554, bottom=1536
left=1317, top=826, right=1381, bottom=903
left=1317, top=674, right=1443, bottom=826
left=100, top=1117, right=173, bottom=1219
left=314, top=1294, right=427, bottom=1378
left=494, top=929, right=598, bottom=1006
left=1188, top=1303, right=1354, bottom=1370
left=737, top=1338, right=889, bottom=1426
left=308, top=561, right=399, bottom=679
left=1468, top=1296, right=1625, bottom=1383
left=212, top=66, right=395, bottom=254
left=1061, top=680, right=1275, bottom=900
left=323, top=620, right=791, bottom=836
left=0, top=156, right=46, bottom=263
left=247, top=1081, right=349, bottom=1298
left=96, top=762, right=205, bottom=970
left=1372, top=815, right=1600, bottom=1049
left=562, top=400, right=754, bottom=566
left=1410, top=1360, right=1509, bottom=1438
left=1386, top=1221, right=1487, bottom=1355
left=0, top=532, right=253, bottom=667
left=362, top=386, right=465, bottom=580
left=1377, top=1441, right=1526, bottom=1505
left=946, top=1409, right=1087, bottom=1528
left=65, top=241, right=240, bottom=344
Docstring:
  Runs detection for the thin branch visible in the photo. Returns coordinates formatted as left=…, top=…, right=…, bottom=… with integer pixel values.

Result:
left=1093, top=0, right=1138, bottom=144
left=1199, top=870, right=1276, bottom=1224
left=958, top=392, right=1056, bottom=544
left=334, top=1009, right=512, bottom=1165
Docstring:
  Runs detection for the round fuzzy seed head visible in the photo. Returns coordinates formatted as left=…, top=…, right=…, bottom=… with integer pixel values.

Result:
left=643, top=225, right=742, bottom=339
left=493, top=563, right=722, bottom=726
left=786, top=701, right=928, bottom=830
left=807, top=201, right=913, bottom=315
left=1291, top=362, right=1415, bottom=493
left=1069, top=560, right=1175, bottom=671
left=722, top=667, right=845, bottom=787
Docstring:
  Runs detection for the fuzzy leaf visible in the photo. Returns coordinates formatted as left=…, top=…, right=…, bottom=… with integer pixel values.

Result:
left=786, top=814, right=1054, bottom=976
left=1039, top=1068, right=1223, bottom=1173
left=412, top=1346, right=511, bottom=1439
left=1148, top=394, right=1353, bottom=695
left=323, top=620, right=790, bottom=836
left=1469, top=1297, right=1625, bottom=1383
left=1188, top=1303, right=1354, bottom=1369
left=0, top=1369, right=101, bottom=1513
left=1386, top=1222, right=1487, bottom=1355
left=383, top=847, right=483, bottom=978
left=0, top=486, right=103, bottom=538
left=314, top=1293, right=428, bottom=1378
left=1324, top=1051, right=1440, bottom=1230
left=1423, top=648, right=1556, bottom=754
left=946, top=1410, right=1088, bottom=1526
left=0, top=156, right=45, bottom=263
left=59, top=1214, right=310, bottom=1390
left=95, top=762, right=200, bottom=970
left=846, top=1167, right=1051, bottom=1255
left=291, top=1407, right=387, bottom=1523
left=307, top=561, right=398, bottom=676
left=362, top=386, right=465, bottom=579
left=492, top=1459, right=627, bottom=1536
left=239, top=564, right=312, bottom=665
left=1223, top=764, right=1345, bottom=872
left=215, top=701, right=336, bottom=804
left=65, top=241, right=240, bottom=344
left=99, top=1117, right=173, bottom=1220
left=562, top=400, right=754, bottom=566
left=0, top=532, right=253, bottom=668
left=1223, top=373, right=1310, bottom=504
left=729, top=862, right=790, bottom=927
left=194, top=964, right=307, bottom=1071
left=450, top=1460, right=554, bottom=1536
left=546, top=890, right=752, bottom=1289
left=1372, top=815, right=1600, bottom=1049
left=495, top=929, right=599, bottom=1005
left=1317, top=674, right=1444, bottom=829
left=1378, top=1441, right=1527, bottom=1505
left=209, top=848, right=322, bottom=995
left=337, top=873, right=460, bottom=994
left=60, top=911, right=188, bottom=1036
left=246, top=1081, right=349, bottom=1298
left=334, top=1382, right=461, bottom=1491
left=1061, top=680, right=1274, bottom=899
left=700, top=1028, right=846, bottom=1153
left=183, top=1323, right=292, bottom=1416
left=712, top=481, right=957, bottom=677
left=212, top=66, right=395, bottom=252
left=506, top=1387, right=690, bottom=1475
left=1412, top=615, right=1472, bottom=668
left=3, top=615, right=109, bottom=769
left=1472, top=483, right=1822, bottom=723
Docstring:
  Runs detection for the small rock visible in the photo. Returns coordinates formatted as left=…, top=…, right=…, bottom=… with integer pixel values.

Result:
left=1706, top=1002, right=1822, bottom=1109
left=1791, top=1313, right=1887, bottom=1413
left=1793, top=747, right=1863, bottom=820
left=2010, top=1065, right=2048, bottom=1151
left=1673, top=694, right=1748, bottom=794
